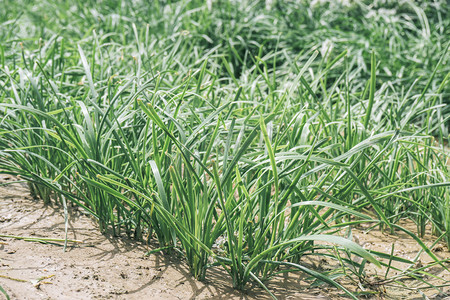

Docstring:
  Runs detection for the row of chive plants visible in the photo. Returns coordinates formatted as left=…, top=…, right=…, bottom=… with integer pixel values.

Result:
left=1, top=0, right=449, bottom=298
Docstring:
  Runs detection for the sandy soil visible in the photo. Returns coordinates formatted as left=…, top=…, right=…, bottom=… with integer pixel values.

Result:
left=0, top=174, right=449, bottom=300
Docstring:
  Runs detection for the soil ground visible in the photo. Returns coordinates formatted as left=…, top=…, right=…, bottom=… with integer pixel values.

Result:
left=0, top=174, right=449, bottom=299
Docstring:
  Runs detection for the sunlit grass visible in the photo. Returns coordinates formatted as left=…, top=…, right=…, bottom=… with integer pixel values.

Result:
left=0, top=0, right=449, bottom=298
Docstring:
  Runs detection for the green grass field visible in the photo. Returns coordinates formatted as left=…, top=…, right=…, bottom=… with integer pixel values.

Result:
left=0, top=0, right=449, bottom=298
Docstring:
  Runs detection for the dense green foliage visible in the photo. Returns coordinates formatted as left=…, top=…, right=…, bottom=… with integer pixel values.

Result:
left=1, top=0, right=449, bottom=298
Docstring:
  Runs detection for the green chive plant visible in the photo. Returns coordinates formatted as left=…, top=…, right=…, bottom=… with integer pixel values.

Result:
left=1, top=0, right=449, bottom=298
